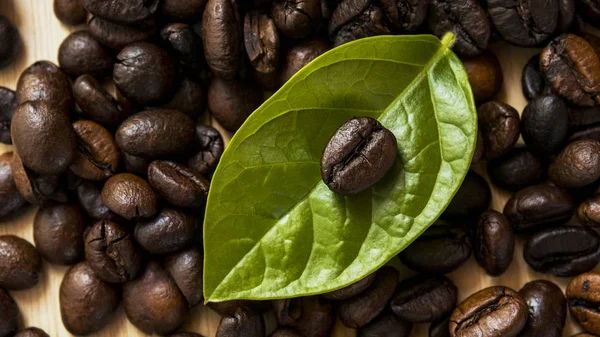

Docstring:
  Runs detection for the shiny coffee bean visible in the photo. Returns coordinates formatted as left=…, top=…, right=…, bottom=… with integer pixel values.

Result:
left=202, top=0, right=242, bottom=80
left=522, top=54, right=549, bottom=100
left=102, top=173, right=158, bottom=219
left=0, top=87, right=16, bottom=144
left=321, top=117, right=396, bottom=195
left=116, top=109, right=196, bottom=158
left=244, top=10, right=280, bottom=74
left=428, top=0, right=490, bottom=56
left=162, top=78, right=206, bottom=120
left=188, top=125, right=224, bottom=177
left=122, top=152, right=151, bottom=176
left=85, top=220, right=141, bottom=283
left=272, top=0, right=321, bottom=39
left=478, top=101, right=520, bottom=159
left=521, top=95, right=569, bottom=157
left=164, top=247, right=203, bottom=307
left=16, top=61, right=73, bottom=112
left=60, top=262, right=120, bottom=335
left=33, top=203, right=87, bottom=265
left=87, top=14, right=157, bottom=50
left=524, top=226, right=600, bottom=276
left=0, top=288, right=19, bottom=337
left=282, top=38, right=329, bottom=82
left=567, top=272, right=600, bottom=335
left=429, top=316, right=451, bottom=337
left=462, top=52, right=503, bottom=102
left=54, top=0, right=87, bottom=25
left=160, top=23, right=205, bottom=80
left=274, top=296, right=334, bottom=337
left=339, top=267, right=398, bottom=328
left=73, top=75, right=129, bottom=126
left=160, top=0, right=206, bottom=22
left=329, top=2, right=391, bottom=47
left=549, top=140, right=600, bottom=188
left=70, top=120, right=120, bottom=181
left=114, top=42, right=176, bottom=105
left=399, top=225, right=471, bottom=274
left=58, top=31, right=114, bottom=78
left=579, top=193, right=600, bottom=226
left=541, top=34, right=600, bottom=106
left=323, top=273, right=376, bottom=300
left=75, top=180, right=121, bottom=221
left=0, top=152, right=26, bottom=220
left=217, top=306, right=265, bottom=337
left=82, top=0, right=158, bottom=23
left=382, top=0, right=428, bottom=32
left=148, top=160, right=209, bottom=208
left=504, top=184, right=573, bottom=232
left=391, top=274, right=457, bottom=323
left=135, top=208, right=197, bottom=255
left=474, top=210, right=514, bottom=276
left=0, top=235, right=42, bottom=290
left=208, top=77, right=263, bottom=132
left=443, top=171, right=491, bottom=222
left=488, top=147, right=545, bottom=191
left=450, top=286, right=528, bottom=337
left=0, top=16, right=20, bottom=70
left=11, top=151, right=66, bottom=205
left=123, top=261, right=189, bottom=335
left=518, top=280, right=567, bottom=337
left=13, top=327, right=50, bottom=337
left=357, top=311, right=412, bottom=337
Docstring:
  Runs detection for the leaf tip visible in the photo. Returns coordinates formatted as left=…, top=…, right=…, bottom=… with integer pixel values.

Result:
left=441, top=32, right=456, bottom=49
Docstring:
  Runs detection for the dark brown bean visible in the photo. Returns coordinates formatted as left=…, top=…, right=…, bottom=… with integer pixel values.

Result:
left=70, top=120, right=120, bottom=181
left=87, top=14, right=157, bottom=50
left=0, top=87, right=16, bottom=144
left=518, top=280, right=567, bottom=337
left=0, top=152, right=26, bottom=220
left=208, top=77, right=263, bottom=132
left=478, top=101, right=520, bottom=160
left=164, top=247, right=203, bottom=307
left=273, top=296, right=334, bottom=337
left=521, top=95, right=569, bottom=157
left=82, top=0, right=159, bottom=23
left=281, top=38, right=329, bottom=83
left=0, top=235, right=42, bottom=290
left=101, top=173, right=157, bottom=219
left=162, top=77, right=206, bottom=120
left=443, top=171, right=491, bottom=222
left=271, top=0, right=321, bottom=39
left=11, top=151, right=66, bottom=205
left=567, top=272, right=600, bottom=336
left=357, top=311, right=412, bottom=337
left=245, top=10, right=280, bottom=74
left=135, top=208, right=197, bottom=255
left=54, top=0, right=87, bottom=26
left=160, top=23, right=206, bottom=81
left=122, top=152, right=151, bottom=176
left=473, top=210, right=514, bottom=276
left=488, top=147, right=545, bottom=191
left=323, top=273, right=376, bottom=300
left=16, top=61, right=73, bottom=113
left=75, top=180, right=121, bottom=221
left=148, top=160, right=209, bottom=208
left=202, top=0, right=242, bottom=80
left=328, top=2, right=391, bottom=47
left=549, top=140, right=600, bottom=189
left=216, top=306, right=265, bottom=337
left=73, top=75, right=130, bottom=126
left=0, top=288, right=19, bottom=337
left=522, top=54, right=549, bottom=100
left=462, top=53, right=503, bottom=102
left=188, top=125, right=224, bottom=177
left=58, top=31, right=114, bottom=78
left=391, top=274, right=457, bottom=323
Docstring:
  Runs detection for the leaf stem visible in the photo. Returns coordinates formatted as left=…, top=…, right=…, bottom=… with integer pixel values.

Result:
left=441, top=32, right=456, bottom=49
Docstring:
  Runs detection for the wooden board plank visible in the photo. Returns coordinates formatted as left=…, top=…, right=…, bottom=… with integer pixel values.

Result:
left=0, top=1, right=588, bottom=336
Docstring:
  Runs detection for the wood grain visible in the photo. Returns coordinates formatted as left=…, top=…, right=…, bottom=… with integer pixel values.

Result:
left=0, top=1, right=588, bottom=336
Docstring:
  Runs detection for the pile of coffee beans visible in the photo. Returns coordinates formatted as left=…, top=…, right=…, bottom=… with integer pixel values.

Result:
left=2, top=0, right=600, bottom=336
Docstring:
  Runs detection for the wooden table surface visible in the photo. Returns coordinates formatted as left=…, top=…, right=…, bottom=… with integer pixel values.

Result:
left=0, top=1, right=589, bottom=336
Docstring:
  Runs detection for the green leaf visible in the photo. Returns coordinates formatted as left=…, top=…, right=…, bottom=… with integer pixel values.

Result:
left=204, top=33, right=477, bottom=302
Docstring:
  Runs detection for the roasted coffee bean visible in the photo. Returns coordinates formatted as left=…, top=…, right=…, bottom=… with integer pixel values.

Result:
left=123, top=261, right=189, bottom=335
left=579, top=193, right=600, bottom=226
left=13, top=327, right=50, bottom=337
left=0, top=152, right=26, bottom=220
left=321, top=117, right=397, bottom=195
left=400, top=225, right=471, bottom=274
left=329, top=2, right=391, bottom=47
left=162, top=78, right=206, bottom=120
left=557, top=0, right=576, bottom=32
left=273, top=296, right=334, bottom=337
left=16, top=61, right=73, bottom=113
left=73, top=76, right=128, bottom=127
left=60, top=262, right=120, bottom=335
left=487, top=0, right=558, bottom=47
left=522, top=54, right=549, bottom=100
left=541, top=34, right=600, bottom=106
left=428, top=0, right=490, bottom=56
left=462, top=52, right=503, bottom=102
left=357, top=311, right=412, bottom=337
left=217, top=306, right=265, bottom=337
left=160, top=0, right=206, bottom=22
left=122, top=152, right=151, bottom=176
left=87, top=14, right=157, bottom=50
left=0, top=235, right=42, bottom=290
left=85, top=220, right=141, bottom=283
left=272, top=0, right=321, bottom=39
left=339, top=267, right=398, bottom=328
left=323, top=273, right=376, bottom=300
left=0, top=288, right=19, bottom=337
left=58, top=31, right=114, bottom=78
left=449, top=286, right=528, bottom=337
left=54, top=0, right=87, bottom=26
left=518, top=280, right=567, bottom=337
left=0, top=87, right=16, bottom=144
left=75, top=180, right=121, bottom=221
left=549, top=140, right=600, bottom=188
left=70, top=120, right=120, bottom=181
left=488, top=147, right=545, bottom=191
left=473, top=210, right=514, bottom=276
left=188, top=125, right=224, bottom=177
left=114, top=42, right=176, bottom=105
left=521, top=95, right=569, bottom=157
left=164, top=247, right=203, bottom=307
left=160, top=23, right=205, bottom=80
left=524, top=226, right=600, bottom=276
left=202, top=0, right=242, bottom=80
left=148, top=161, right=209, bottom=208
left=208, top=77, right=263, bottom=132
left=270, top=329, right=304, bottom=337
left=116, top=109, right=195, bottom=158
left=443, top=171, right=491, bottom=222
left=135, top=208, right=197, bottom=254
left=567, top=272, right=600, bottom=335
left=11, top=151, right=66, bottom=205
left=102, top=173, right=157, bottom=219
left=244, top=10, right=280, bottom=74
left=281, top=38, right=329, bottom=82
left=33, top=202, right=87, bottom=265
left=82, top=0, right=158, bottom=23
left=478, top=101, right=520, bottom=159
left=391, top=274, right=457, bottom=322
left=504, top=184, right=573, bottom=232
left=381, top=0, right=428, bottom=32
left=429, top=316, right=451, bottom=337
left=0, top=16, right=20, bottom=70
